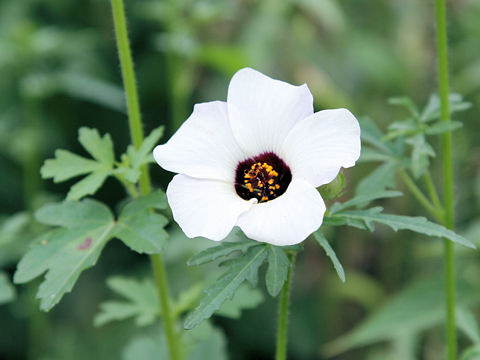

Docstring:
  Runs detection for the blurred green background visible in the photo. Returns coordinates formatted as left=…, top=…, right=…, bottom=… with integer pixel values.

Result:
left=1, top=0, right=480, bottom=359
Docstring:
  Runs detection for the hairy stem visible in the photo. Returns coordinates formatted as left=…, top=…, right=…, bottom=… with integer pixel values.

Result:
left=276, top=252, right=296, bottom=360
left=110, top=1, right=182, bottom=359
left=110, top=0, right=151, bottom=195
left=398, top=169, right=443, bottom=222
left=151, top=253, right=183, bottom=360
left=435, top=0, right=457, bottom=358
left=423, top=171, right=443, bottom=211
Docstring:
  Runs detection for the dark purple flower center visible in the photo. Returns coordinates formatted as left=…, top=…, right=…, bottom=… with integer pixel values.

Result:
left=235, top=152, right=292, bottom=203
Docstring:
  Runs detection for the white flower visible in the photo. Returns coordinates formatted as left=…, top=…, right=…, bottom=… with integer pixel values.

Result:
left=153, top=68, right=360, bottom=246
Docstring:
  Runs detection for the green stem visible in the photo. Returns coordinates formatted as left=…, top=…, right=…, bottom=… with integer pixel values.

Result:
left=111, top=0, right=150, bottom=195
left=110, top=1, right=182, bottom=359
left=151, top=254, right=183, bottom=360
left=423, top=171, right=443, bottom=210
left=275, top=252, right=296, bottom=360
left=398, top=169, right=443, bottom=222
left=435, top=0, right=457, bottom=358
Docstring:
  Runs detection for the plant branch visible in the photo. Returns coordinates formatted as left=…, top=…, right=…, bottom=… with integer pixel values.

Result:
left=110, top=0, right=151, bottom=195
left=110, top=1, right=182, bottom=359
left=398, top=169, right=443, bottom=222
left=423, top=171, right=443, bottom=211
left=435, top=0, right=457, bottom=358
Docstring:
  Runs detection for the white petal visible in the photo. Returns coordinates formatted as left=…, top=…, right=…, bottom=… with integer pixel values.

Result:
left=167, top=174, right=255, bottom=241
left=236, top=178, right=325, bottom=246
left=281, top=109, right=361, bottom=188
left=154, top=101, right=245, bottom=182
left=227, top=68, right=313, bottom=157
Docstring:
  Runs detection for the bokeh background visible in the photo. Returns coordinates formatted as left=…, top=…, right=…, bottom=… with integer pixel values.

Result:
left=1, top=0, right=480, bottom=359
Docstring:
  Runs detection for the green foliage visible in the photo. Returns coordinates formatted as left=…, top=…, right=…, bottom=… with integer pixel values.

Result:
left=122, top=321, right=228, bottom=360
left=186, top=238, right=296, bottom=329
left=331, top=190, right=402, bottom=213
left=187, top=240, right=258, bottom=266
left=41, top=128, right=115, bottom=200
left=460, top=346, right=480, bottom=360
left=122, top=332, right=168, bottom=360
left=313, top=231, right=345, bottom=283
left=96, top=277, right=263, bottom=329
left=41, top=126, right=164, bottom=200
left=116, top=126, right=164, bottom=184
left=0, top=271, right=16, bottom=305
left=14, top=191, right=169, bottom=311
left=323, top=277, right=480, bottom=357
left=457, top=307, right=480, bottom=344
left=95, top=277, right=158, bottom=327
left=0, top=212, right=35, bottom=267
left=183, top=321, right=228, bottom=360
left=326, top=206, right=475, bottom=248
left=115, top=191, right=169, bottom=254
left=184, top=245, right=268, bottom=329
left=14, top=200, right=116, bottom=310
left=216, top=284, right=264, bottom=319
left=362, top=94, right=471, bottom=179
left=356, top=160, right=400, bottom=195
left=265, top=246, right=290, bottom=296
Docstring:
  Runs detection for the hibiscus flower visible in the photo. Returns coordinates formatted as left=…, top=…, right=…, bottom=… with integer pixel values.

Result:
left=154, top=68, right=360, bottom=246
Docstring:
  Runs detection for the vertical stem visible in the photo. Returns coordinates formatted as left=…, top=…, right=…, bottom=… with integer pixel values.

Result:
left=276, top=253, right=296, bottom=360
left=110, top=1, right=182, bottom=359
left=151, top=253, right=183, bottom=360
left=110, top=0, right=150, bottom=195
left=435, top=0, right=457, bottom=358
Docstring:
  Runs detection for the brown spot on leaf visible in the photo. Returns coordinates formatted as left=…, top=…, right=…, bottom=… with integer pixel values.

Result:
left=41, top=239, right=48, bottom=245
left=77, top=237, right=92, bottom=250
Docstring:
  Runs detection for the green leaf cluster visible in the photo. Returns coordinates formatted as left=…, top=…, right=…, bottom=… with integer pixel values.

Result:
left=95, top=275, right=263, bottom=330
left=323, top=276, right=480, bottom=358
left=41, top=126, right=163, bottom=200
left=94, top=277, right=159, bottom=327
left=184, top=239, right=297, bottom=329
left=122, top=321, right=228, bottom=360
left=14, top=191, right=169, bottom=311
left=324, top=192, right=475, bottom=249
left=361, top=94, right=470, bottom=181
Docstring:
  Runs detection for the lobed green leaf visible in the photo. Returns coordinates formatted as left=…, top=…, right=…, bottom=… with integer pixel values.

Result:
left=355, top=161, right=399, bottom=196
left=94, top=277, right=158, bottom=327
left=313, top=231, right=345, bottom=283
left=41, top=150, right=101, bottom=182
left=187, top=240, right=258, bottom=266
left=331, top=207, right=475, bottom=248
left=114, top=190, right=170, bottom=254
left=331, top=190, right=402, bottom=213
left=216, top=284, right=264, bottom=318
left=359, top=117, right=393, bottom=154
left=115, top=212, right=168, bottom=254
left=265, top=246, right=290, bottom=296
left=66, top=170, right=110, bottom=200
left=15, top=200, right=116, bottom=311
left=184, top=245, right=268, bottom=329
left=78, top=127, right=115, bottom=166
left=41, top=127, right=116, bottom=200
